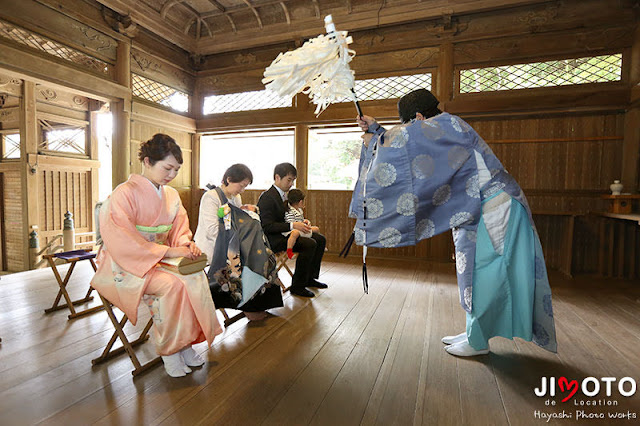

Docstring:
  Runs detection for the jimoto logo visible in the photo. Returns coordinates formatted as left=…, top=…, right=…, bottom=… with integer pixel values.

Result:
left=534, top=377, right=637, bottom=402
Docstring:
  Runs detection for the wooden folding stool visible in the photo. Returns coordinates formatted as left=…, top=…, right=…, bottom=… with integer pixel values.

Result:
left=91, top=293, right=161, bottom=377
left=274, top=251, right=296, bottom=293
left=43, top=249, right=105, bottom=320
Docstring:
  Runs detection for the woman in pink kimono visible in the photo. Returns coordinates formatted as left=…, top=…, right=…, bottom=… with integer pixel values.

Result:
left=92, top=134, right=223, bottom=378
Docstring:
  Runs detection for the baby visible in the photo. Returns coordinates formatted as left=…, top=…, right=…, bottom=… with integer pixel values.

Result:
left=283, top=189, right=320, bottom=259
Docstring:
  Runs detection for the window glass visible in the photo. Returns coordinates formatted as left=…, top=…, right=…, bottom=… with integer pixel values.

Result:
left=308, top=126, right=363, bottom=190
left=200, top=129, right=295, bottom=189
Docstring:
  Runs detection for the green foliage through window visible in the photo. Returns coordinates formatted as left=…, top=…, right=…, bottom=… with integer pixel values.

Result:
left=308, top=127, right=364, bottom=190
left=460, top=54, right=622, bottom=93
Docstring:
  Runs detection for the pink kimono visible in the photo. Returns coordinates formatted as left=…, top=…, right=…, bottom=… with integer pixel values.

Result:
left=92, top=174, right=222, bottom=356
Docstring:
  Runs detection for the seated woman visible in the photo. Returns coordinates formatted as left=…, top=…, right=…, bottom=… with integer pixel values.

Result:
left=91, top=133, right=223, bottom=378
left=194, top=164, right=283, bottom=321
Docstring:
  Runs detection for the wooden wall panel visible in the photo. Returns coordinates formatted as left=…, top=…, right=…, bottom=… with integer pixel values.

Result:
left=466, top=112, right=625, bottom=272
left=38, top=168, right=92, bottom=237
left=2, top=170, right=23, bottom=271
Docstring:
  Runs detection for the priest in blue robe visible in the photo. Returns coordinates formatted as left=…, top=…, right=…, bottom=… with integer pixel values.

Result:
left=350, top=89, right=557, bottom=356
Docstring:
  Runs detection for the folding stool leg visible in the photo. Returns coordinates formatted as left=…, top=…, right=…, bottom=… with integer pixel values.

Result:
left=274, top=253, right=293, bottom=293
left=92, top=294, right=161, bottom=376
left=44, top=257, right=104, bottom=319
left=219, top=308, right=245, bottom=326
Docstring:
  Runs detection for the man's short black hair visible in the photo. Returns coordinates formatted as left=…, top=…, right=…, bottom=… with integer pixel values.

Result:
left=397, top=88, right=441, bottom=123
left=274, top=162, right=297, bottom=179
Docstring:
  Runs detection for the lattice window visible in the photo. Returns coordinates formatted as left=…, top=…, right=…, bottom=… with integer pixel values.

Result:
left=0, top=19, right=111, bottom=75
left=131, top=73, right=189, bottom=113
left=1, top=133, right=20, bottom=159
left=39, top=120, right=87, bottom=155
left=346, top=73, right=433, bottom=102
left=459, top=54, right=622, bottom=93
left=203, top=89, right=292, bottom=114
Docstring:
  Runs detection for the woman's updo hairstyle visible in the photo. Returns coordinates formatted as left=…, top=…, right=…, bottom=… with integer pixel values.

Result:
left=138, top=133, right=183, bottom=165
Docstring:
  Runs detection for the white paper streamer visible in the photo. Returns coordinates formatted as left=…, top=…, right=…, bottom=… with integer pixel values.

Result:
left=262, top=15, right=356, bottom=115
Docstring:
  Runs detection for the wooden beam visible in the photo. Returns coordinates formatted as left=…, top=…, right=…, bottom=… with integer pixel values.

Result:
left=20, top=81, right=39, bottom=269
left=111, top=40, right=131, bottom=188
left=207, top=0, right=225, bottom=13
left=280, top=2, right=290, bottom=25
left=436, top=42, right=453, bottom=104
left=295, top=124, right=308, bottom=191
left=195, top=0, right=549, bottom=54
left=94, top=0, right=194, bottom=51
left=621, top=24, right=640, bottom=193
left=242, top=0, right=263, bottom=29
left=0, top=41, right=128, bottom=102
left=131, top=101, right=196, bottom=133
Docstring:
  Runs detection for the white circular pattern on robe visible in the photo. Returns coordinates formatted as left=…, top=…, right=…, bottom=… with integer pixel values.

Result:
left=450, top=211, right=474, bottom=228
left=465, top=174, right=480, bottom=198
left=412, top=154, right=435, bottom=179
left=455, top=251, right=467, bottom=274
left=421, top=120, right=445, bottom=139
left=373, top=162, right=397, bottom=187
left=389, top=127, right=409, bottom=148
left=379, top=227, right=402, bottom=247
left=466, top=230, right=477, bottom=243
left=354, top=227, right=366, bottom=245
left=463, top=286, right=473, bottom=310
left=365, top=197, right=384, bottom=219
left=451, top=116, right=463, bottom=132
left=448, top=146, right=469, bottom=170
left=416, top=218, right=435, bottom=239
left=433, top=184, right=451, bottom=206
left=397, top=193, right=418, bottom=216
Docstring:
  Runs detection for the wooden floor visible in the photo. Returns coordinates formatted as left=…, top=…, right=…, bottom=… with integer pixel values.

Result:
left=1, top=256, right=639, bottom=425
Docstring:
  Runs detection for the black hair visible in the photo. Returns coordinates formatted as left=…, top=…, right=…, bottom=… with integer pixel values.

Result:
left=222, top=163, right=253, bottom=186
left=285, top=188, right=305, bottom=210
left=138, top=133, right=183, bottom=165
left=397, top=88, right=442, bottom=124
left=274, top=162, right=297, bottom=179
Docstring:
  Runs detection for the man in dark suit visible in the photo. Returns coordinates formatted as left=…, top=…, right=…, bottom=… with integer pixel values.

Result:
left=257, top=163, right=327, bottom=297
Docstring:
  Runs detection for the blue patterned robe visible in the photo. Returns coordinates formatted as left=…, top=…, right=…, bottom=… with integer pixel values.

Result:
left=349, top=113, right=557, bottom=352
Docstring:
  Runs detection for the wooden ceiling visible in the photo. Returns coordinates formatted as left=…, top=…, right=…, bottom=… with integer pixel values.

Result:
left=95, top=0, right=551, bottom=55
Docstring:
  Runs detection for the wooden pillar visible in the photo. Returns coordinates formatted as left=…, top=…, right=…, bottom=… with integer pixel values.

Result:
left=191, top=81, right=203, bottom=121
left=89, top=101, right=102, bottom=233
left=295, top=124, right=308, bottom=191
left=112, top=40, right=131, bottom=188
left=190, top=132, right=201, bottom=233
left=622, top=24, right=640, bottom=193
left=20, top=81, right=39, bottom=269
left=436, top=41, right=454, bottom=107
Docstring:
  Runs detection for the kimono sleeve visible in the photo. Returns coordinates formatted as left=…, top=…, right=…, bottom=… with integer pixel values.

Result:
left=167, top=202, right=193, bottom=248
left=100, top=188, right=169, bottom=277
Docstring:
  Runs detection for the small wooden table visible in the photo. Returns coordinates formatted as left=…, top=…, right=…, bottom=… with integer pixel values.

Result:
left=43, top=249, right=104, bottom=320
left=593, top=212, right=640, bottom=279
left=601, top=194, right=640, bottom=214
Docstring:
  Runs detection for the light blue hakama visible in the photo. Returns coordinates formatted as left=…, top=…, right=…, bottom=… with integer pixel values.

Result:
left=466, top=195, right=536, bottom=350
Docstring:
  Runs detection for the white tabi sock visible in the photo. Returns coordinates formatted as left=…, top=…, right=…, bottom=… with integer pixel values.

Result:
left=180, top=346, right=206, bottom=367
left=161, top=352, right=192, bottom=377
left=441, top=332, right=467, bottom=345
left=445, top=340, right=490, bottom=357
